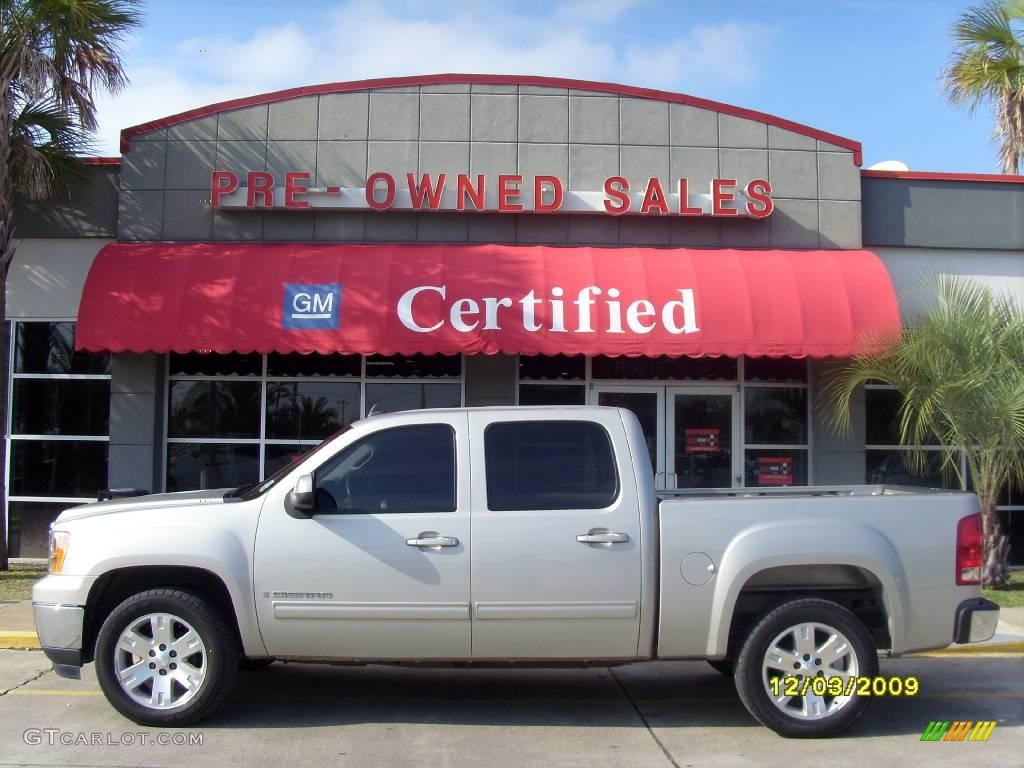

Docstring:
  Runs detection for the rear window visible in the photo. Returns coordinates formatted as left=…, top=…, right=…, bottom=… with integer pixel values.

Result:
left=484, top=421, right=619, bottom=511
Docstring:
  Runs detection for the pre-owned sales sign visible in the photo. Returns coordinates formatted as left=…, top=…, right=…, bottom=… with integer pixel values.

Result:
left=211, top=170, right=774, bottom=218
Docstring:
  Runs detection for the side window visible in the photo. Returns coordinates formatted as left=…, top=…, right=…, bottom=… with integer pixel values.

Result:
left=314, top=425, right=456, bottom=513
left=485, top=421, right=619, bottom=511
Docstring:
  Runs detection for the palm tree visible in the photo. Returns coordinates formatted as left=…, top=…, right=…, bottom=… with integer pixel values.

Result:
left=822, top=276, right=1024, bottom=586
left=943, top=0, right=1024, bottom=173
left=0, top=1, right=141, bottom=570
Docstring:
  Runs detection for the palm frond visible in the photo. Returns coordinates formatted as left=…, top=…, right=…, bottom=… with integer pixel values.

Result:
left=943, top=0, right=1024, bottom=172
left=9, top=99, right=92, bottom=200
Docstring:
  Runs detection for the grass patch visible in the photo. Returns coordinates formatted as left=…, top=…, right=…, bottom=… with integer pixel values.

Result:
left=983, top=570, right=1024, bottom=608
left=0, top=563, right=48, bottom=602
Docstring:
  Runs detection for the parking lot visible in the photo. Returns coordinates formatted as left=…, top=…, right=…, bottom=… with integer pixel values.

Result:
left=0, top=650, right=1020, bottom=768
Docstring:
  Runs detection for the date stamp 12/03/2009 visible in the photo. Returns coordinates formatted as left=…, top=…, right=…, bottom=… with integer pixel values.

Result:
left=769, top=675, right=920, bottom=698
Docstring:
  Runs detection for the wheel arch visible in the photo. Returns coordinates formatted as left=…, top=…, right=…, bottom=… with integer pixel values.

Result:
left=707, top=521, right=909, bottom=658
left=83, top=566, right=248, bottom=663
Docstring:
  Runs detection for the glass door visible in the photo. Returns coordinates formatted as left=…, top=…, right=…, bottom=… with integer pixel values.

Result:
left=666, top=387, right=740, bottom=489
left=592, top=386, right=666, bottom=488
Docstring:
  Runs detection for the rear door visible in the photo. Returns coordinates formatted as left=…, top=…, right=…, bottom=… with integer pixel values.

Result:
left=468, top=410, right=643, bottom=659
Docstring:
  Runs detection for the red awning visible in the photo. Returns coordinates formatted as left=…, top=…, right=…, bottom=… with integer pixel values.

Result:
left=75, top=242, right=900, bottom=358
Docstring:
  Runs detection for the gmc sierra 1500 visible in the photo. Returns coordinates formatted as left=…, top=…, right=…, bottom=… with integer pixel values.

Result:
left=33, top=406, right=998, bottom=737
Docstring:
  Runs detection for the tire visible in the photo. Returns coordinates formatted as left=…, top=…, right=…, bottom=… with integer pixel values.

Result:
left=734, top=597, right=878, bottom=738
left=95, top=589, right=239, bottom=726
left=238, top=657, right=275, bottom=672
left=706, top=659, right=734, bottom=677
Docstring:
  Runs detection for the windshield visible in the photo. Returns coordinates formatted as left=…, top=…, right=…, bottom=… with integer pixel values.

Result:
left=225, top=425, right=353, bottom=501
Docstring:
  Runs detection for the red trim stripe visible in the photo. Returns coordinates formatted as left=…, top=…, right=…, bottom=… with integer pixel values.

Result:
left=118, top=73, right=863, bottom=164
left=77, top=156, right=121, bottom=166
left=861, top=169, right=1024, bottom=184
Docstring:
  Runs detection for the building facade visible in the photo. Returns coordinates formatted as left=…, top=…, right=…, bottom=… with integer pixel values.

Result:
left=5, top=74, right=1024, bottom=560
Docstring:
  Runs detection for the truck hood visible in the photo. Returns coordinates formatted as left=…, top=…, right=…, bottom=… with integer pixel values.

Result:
left=55, top=488, right=233, bottom=524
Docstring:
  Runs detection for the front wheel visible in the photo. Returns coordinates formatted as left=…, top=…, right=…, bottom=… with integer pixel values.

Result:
left=95, top=589, right=239, bottom=726
left=734, top=598, right=878, bottom=738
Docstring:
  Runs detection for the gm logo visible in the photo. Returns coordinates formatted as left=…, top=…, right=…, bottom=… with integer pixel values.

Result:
left=282, top=283, right=341, bottom=330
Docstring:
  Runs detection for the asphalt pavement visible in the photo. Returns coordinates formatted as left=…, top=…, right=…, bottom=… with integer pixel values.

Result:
left=0, top=650, right=1020, bottom=768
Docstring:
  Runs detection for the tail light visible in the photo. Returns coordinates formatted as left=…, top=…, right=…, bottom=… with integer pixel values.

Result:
left=956, top=514, right=983, bottom=585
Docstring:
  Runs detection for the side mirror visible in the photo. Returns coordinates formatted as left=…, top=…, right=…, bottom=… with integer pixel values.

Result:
left=285, top=473, right=316, bottom=519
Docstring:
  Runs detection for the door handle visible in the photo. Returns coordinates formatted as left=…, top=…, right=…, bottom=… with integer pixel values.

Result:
left=576, top=530, right=629, bottom=544
left=406, top=532, right=459, bottom=548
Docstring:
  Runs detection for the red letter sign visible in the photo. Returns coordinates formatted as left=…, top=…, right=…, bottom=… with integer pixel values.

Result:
left=640, top=178, right=670, bottom=215
left=745, top=179, right=774, bottom=218
left=246, top=172, right=274, bottom=208
left=603, top=177, right=630, bottom=215
left=457, top=174, right=485, bottom=211
left=677, top=179, right=704, bottom=216
left=366, top=172, right=396, bottom=210
left=499, top=175, right=524, bottom=212
left=712, top=179, right=738, bottom=216
left=408, top=173, right=447, bottom=210
left=211, top=171, right=238, bottom=208
left=535, top=175, right=564, bottom=212
left=284, top=172, right=311, bottom=209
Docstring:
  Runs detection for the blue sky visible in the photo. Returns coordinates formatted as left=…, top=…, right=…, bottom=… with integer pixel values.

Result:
left=95, top=0, right=999, bottom=173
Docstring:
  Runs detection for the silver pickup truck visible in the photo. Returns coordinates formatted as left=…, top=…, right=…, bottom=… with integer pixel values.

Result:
left=33, top=406, right=998, bottom=737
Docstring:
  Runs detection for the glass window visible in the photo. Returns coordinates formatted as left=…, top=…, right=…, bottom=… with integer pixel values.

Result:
left=365, top=354, right=460, bottom=378
left=10, top=440, right=109, bottom=497
left=13, top=322, right=110, bottom=374
left=12, top=379, right=110, bottom=435
left=365, top=382, right=460, bottom=415
left=265, top=381, right=360, bottom=440
left=167, top=443, right=260, bottom=492
left=744, top=449, right=808, bottom=488
left=267, top=352, right=360, bottom=377
left=484, top=421, right=618, bottom=511
left=264, top=444, right=312, bottom=477
left=314, top=425, right=456, bottom=513
left=7, top=501, right=70, bottom=559
left=865, top=388, right=903, bottom=446
left=518, top=384, right=587, bottom=406
left=744, top=388, right=808, bottom=444
left=519, top=354, right=585, bottom=381
left=168, top=380, right=261, bottom=438
left=866, top=449, right=959, bottom=489
left=168, top=352, right=261, bottom=376
left=166, top=353, right=464, bottom=492
left=743, top=356, right=807, bottom=383
left=592, top=355, right=737, bottom=380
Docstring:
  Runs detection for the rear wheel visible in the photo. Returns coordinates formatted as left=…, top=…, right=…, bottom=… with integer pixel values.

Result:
left=734, top=598, right=878, bottom=738
left=95, top=589, right=239, bottom=726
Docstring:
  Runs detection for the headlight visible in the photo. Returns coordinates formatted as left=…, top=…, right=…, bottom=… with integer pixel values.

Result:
left=48, top=530, right=70, bottom=574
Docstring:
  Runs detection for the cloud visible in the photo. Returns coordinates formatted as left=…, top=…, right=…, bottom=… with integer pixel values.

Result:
left=92, top=1, right=772, bottom=154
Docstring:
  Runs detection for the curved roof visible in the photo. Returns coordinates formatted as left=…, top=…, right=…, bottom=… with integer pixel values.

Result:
left=119, top=73, right=862, bottom=164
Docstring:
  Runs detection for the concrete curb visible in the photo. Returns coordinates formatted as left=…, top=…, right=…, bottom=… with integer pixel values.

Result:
left=908, top=641, right=1024, bottom=656
left=0, top=631, right=41, bottom=650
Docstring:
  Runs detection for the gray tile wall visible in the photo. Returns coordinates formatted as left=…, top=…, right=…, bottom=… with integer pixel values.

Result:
left=120, top=84, right=862, bottom=248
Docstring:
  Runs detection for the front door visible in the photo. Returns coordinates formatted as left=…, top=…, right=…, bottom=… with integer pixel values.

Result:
left=253, top=412, right=472, bottom=659
left=591, top=386, right=740, bottom=489
left=666, top=388, right=740, bottom=489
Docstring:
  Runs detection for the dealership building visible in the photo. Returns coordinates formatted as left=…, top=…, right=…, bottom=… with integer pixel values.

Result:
left=5, top=74, right=1024, bottom=560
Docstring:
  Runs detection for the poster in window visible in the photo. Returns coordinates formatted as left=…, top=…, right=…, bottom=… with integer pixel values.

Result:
left=758, top=456, right=793, bottom=486
left=685, top=428, right=720, bottom=453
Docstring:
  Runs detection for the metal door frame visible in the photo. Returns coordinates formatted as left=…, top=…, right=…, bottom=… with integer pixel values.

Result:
left=589, top=385, right=667, bottom=489
left=665, top=386, right=742, bottom=489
